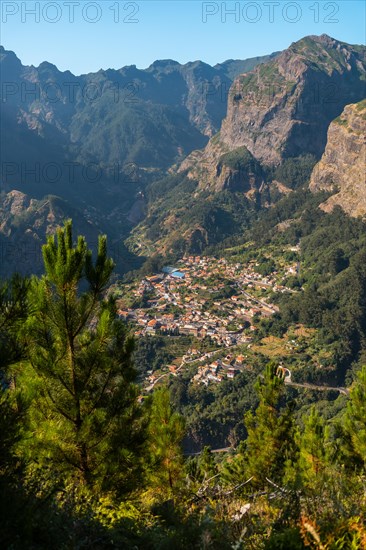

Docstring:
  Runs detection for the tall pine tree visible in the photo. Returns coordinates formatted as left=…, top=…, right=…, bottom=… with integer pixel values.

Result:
left=244, top=362, right=295, bottom=485
left=15, top=221, right=145, bottom=494
left=147, top=387, right=185, bottom=495
left=0, top=274, right=29, bottom=372
left=296, top=407, right=330, bottom=487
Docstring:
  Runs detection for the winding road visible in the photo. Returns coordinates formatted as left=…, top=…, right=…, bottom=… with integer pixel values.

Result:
left=277, top=366, right=350, bottom=396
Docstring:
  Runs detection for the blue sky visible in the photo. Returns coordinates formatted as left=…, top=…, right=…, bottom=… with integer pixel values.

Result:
left=1, top=1, right=365, bottom=73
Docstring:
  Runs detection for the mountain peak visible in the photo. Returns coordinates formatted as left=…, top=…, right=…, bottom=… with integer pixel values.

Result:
left=180, top=34, right=366, bottom=187
left=0, top=45, right=22, bottom=64
left=292, top=34, right=337, bottom=46
left=38, top=60, right=59, bottom=71
left=147, top=59, right=182, bottom=71
left=288, top=33, right=357, bottom=56
left=307, top=33, right=336, bottom=43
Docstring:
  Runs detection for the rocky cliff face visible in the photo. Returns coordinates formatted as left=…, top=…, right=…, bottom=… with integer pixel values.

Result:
left=309, top=100, right=366, bottom=218
left=181, top=35, right=365, bottom=191
left=221, top=35, right=366, bottom=165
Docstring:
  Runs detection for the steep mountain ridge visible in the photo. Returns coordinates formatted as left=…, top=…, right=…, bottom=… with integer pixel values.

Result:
left=221, top=35, right=366, bottom=164
left=180, top=35, right=365, bottom=192
left=0, top=190, right=96, bottom=276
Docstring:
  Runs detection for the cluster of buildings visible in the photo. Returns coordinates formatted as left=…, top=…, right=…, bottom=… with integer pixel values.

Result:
left=116, top=254, right=298, bottom=386
left=117, top=255, right=290, bottom=342
left=144, top=349, right=253, bottom=390
left=192, top=354, right=251, bottom=385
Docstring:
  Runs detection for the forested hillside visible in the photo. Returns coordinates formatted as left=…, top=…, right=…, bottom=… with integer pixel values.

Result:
left=0, top=222, right=365, bottom=548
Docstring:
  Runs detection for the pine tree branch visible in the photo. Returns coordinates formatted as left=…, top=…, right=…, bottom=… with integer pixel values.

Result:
left=265, top=477, right=291, bottom=493
left=223, top=476, right=254, bottom=496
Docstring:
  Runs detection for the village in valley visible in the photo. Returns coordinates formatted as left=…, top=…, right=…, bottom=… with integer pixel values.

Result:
left=114, top=253, right=301, bottom=390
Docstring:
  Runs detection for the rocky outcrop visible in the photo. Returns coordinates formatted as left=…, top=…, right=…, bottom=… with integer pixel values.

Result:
left=309, top=100, right=366, bottom=218
left=179, top=136, right=264, bottom=197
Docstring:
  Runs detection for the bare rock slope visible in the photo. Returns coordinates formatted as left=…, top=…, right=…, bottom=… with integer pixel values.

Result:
left=310, top=100, right=366, bottom=218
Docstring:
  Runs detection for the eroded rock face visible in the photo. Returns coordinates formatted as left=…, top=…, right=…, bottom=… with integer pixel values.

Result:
left=181, top=35, right=366, bottom=191
left=221, top=35, right=366, bottom=166
left=310, top=100, right=366, bottom=218
left=2, top=190, right=32, bottom=217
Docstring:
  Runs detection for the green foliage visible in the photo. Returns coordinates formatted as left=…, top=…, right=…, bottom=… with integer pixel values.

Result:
left=218, top=362, right=366, bottom=549
left=197, top=446, right=219, bottom=481
left=70, top=95, right=208, bottom=169
left=243, top=195, right=366, bottom=381
left=255, top=258, right=276, bottom=277
left=295, top=407, right=330, bottom=486
left=0, top=274, right=29, bottom=371
left=244, top=363, right=295, bottom=485
left=146, top=387, right=185, bottom=495
left=264, top=528, right=305, bottom=550
left=1, top=217, right=366, bottom=547
left=15, top=221, right=146, bottom=494
left=182, top=370, right=258, bottom=450
left=342, top=366, right=366, bottom=469
left=134, top=336, right=175, bottom=375
left=218, top=146, right=262, bottom=175
left=271, top=155, right=317, bottom=189
left=147, top=172, right=198, bottom=203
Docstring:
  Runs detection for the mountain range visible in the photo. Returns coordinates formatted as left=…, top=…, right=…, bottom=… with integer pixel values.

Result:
left=0, top=45, right=278, bottom=276
left=0, top=35, right=365, bottom=277
left=1, top=45, right=278, bottom=174
left=131, top=35, right=366, bottom=256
